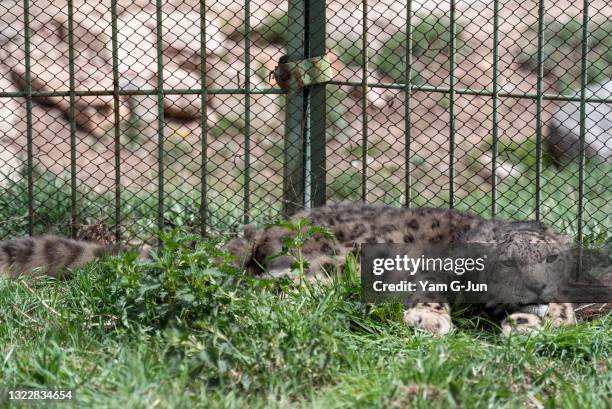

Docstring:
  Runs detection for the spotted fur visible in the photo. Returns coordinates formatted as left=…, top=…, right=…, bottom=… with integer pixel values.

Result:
left=0, top=235, right=133, bottom=278
left=227, top=203, right=577, bottom=336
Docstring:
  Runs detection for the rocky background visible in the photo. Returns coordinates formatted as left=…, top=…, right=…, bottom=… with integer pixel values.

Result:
left=0, top=0, right=610, bottom=222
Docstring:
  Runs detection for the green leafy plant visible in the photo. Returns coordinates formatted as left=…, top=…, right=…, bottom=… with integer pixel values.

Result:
left=518, top=18, right=612, bottom=92
left=329, top=169, right=362, bottom=201
left=100, top=229, right=239, bottom=328
left=267, top=217, right=335, bottom=286
left=241, top=11, right=289, bottom=45
left=0, top=228, right=610, bottom=405
left=337, top=15, right=462, bottom=82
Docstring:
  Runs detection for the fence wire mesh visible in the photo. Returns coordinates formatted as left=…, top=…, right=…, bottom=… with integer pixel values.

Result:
left=0, top=0, right=609, bottom=246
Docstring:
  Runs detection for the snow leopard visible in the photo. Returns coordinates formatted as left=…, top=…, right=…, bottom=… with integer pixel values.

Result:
left=0, top=203, right=577, bottom=335
left=226, top=203, right=577, bottom=336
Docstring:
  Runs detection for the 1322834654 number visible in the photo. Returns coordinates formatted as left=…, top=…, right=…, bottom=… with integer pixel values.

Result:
left=4, top=389, right=74, bottom=402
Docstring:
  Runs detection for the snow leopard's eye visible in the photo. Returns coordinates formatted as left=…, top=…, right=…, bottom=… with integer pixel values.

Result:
left=500, top=258, right=516, bottom=268
left=546, top=254, right=558, bottom=263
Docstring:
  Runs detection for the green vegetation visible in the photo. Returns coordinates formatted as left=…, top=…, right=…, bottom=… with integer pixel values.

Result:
left=0, top=142, right=610, bottom=407
left=327, top=86, right=350, bottom=134
left=116, top=116, right=148, bottom=150
left=2, top=142, right=610, bottom=246
left=268, top=217, right=335, bottom=285
left=247, top=12, right=289, bottom=45
left=376, top=15, right=462, bottom=82
left=1, top=231, right=610, bottom=408
left=209, top=117, right=245, bottom=139
left=249, top=11, right=459, bottom=83
left=323, top=136, right=611, bottom=246
left=0, top=169, right=250, bottom=240
left=1, top=9, right=609, bottom=407
left=328, top=168, right=362, bottom=201
left=337, top=15, right=462, bottom=82
left=457, top=136, right=611, bottom=246
left=518, top=18, right=612, bottom=93
left=346, top=143, right=384, bottom=159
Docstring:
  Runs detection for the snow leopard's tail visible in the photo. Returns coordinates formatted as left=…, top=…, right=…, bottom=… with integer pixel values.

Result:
left=0, top=235, right=149, bottom=278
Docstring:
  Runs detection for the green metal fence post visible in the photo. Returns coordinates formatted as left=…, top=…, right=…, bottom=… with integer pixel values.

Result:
left=306, top=0, right=327, bottom=208
left=448, top=0, right=456, bottom=209
left=111, top=0, right=122, bottom=242
left=361, top=0, right=369, bottom=202
left=577, top=0, right=590, bottom=248
left=491, top=0, right=499, bottom=217
left=404, top=0, right=413, bottom=208
left=23, top=0, right=33, bottom=236
left=67, top=0, right=77, bottom=238
left=283, top=0, right=307, bottom=217
left=244, top=0, right=252, bottom=224
left=200, top=0, right=209, bottom=235
left=155, top=0, right=165, bottom=236
left=283, top=0, right=328, bottom=216
left=534, top=0, right=545, bottom=220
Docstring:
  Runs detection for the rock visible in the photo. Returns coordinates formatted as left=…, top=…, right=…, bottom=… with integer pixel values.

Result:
left=161, top=64, right=202, bottom=121
left=0, top=0, right=23, bottom=45
left=0, top=65, right=23, bottom=188
left=6, top=10, right=116, bottom=138
left=0, top=140, right=21, bottom=188
left=477, top=152, right=523, bottom=182
left=0, top=135, right=22, bottom=188
left=161, top=11, right=224, bottom=63
left=119, top=76, right=158, bottom=144
left=116, top=10, right=158, bottom=83
left=117, top=9, right=230, bottom=122
left=546, top=80, right=612, bottom=163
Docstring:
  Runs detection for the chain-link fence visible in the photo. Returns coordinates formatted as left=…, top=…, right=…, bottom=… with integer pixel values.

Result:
left=0, top=0, right=609, bottom=245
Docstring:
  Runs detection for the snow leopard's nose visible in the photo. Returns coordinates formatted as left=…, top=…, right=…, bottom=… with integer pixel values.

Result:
left=527, top=283, right=546, bottom=294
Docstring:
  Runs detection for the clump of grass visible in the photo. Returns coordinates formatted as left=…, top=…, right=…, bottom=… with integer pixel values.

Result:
left=209, top=116, right=245, bottom=139
left=328, top=169, right=362, bottom=200
left=0, top=169, right=263, bottom=241
left=376, top=15, right=463, bottom=82
left=518, top=18, right=612, bottom=93
left=0, top=231, right=610, bottom=407
left=459, top=136, right=611, bottom=245
left=337, top=14, right=462, bottom=82
left=241, top=11, right=288, bottom=45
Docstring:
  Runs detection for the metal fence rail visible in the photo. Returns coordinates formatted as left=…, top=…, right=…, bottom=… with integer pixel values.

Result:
left=0, top=0, right=609, bottom=245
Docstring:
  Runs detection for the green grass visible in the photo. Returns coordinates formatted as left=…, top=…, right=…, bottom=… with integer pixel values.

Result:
left=0, top=169, right=257, bottom=241
left=0, top=158, right=610, bottom=407
left=2, top=146, right=610, bottom=246
left=1, top=233, right=610, bottom=408
left=456, top=138, right=611, bottom=246
left=335, top=14, right=462, bottom=83
left=0, top=147, right=609, bottom=407
left=518, top=18, right=612, bottom=93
